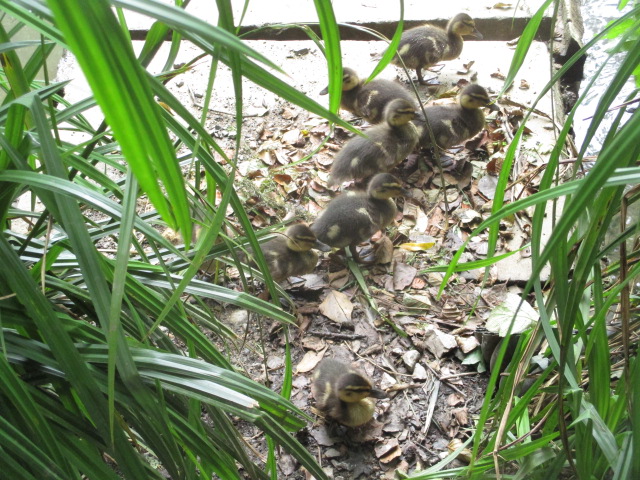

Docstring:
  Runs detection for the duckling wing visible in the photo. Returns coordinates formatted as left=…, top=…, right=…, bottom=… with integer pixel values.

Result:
left=311, top=195, right=380, bottom=248
left=329, top=130, right=391, bottom=185
left=396, top=26, right=449, bottom=69
left=416, top=106, right=484, bottom=149
left=355, top=81, right=415, bottom=124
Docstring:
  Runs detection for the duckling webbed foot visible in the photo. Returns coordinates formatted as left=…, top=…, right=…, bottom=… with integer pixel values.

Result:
left=416, top=68, right=440, bottom=86
left=349, top=244, right=376, bottom=265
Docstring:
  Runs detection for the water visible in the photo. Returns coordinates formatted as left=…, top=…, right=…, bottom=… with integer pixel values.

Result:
left=574, top=0, right=636, bottom=154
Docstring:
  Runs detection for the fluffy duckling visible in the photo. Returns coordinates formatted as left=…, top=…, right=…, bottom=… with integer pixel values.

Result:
left=312, top=359, right=387, bottom=427
left=320, top=67, right=416, bottom=124
left=394, top=13, right=482, bottom=85
left=414, top=84, right=498, bottom=150
left=329, top=98, right=419, bottom=186
left=311, top=173, right=408, bottom=263
left=244, top=223, right=330, bottom=282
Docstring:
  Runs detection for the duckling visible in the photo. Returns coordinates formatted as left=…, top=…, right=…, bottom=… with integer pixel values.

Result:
left=414, top=84, right=498, bottom=150
left=244, top=223, right=330, bottom=282
left=311, top=173, right=408, bottom=263
left=320, top=67, right=416, bottom=124
left=312, top=359, right=387, bottom=427
left=393, top=13, right=482, bottom=85
left=329, top=98, right=419, bottom=186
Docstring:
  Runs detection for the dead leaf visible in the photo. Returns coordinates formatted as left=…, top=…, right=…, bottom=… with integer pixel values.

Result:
left=282, top=107, right=299, bottom=120
left=273, top=173, right=293, bottom=185
left=281, top=128, right=302, bottom=145
left=399, top=241, right=435, bottom=252
left=490, top=69, right=506, bottom=80
left=294, top=347, right=327, bottom=373
left=259, top=149, right=275, bottom=166
left=328, top=269, right=350, bottom=289
left=478, top=175, right=499, bottom=199
left=375, top=438, right=399, bottom=460
left=393, top=261, right=417, bottom=290
left=318, top=290, right=354, bottom=325
left=457, top=60, right=475, bottom=75
left=447, top=393, right=465, bottom=407
left=374, top=236, right=394, bottom=264
left=492, top=2, right=513, bottom=8
left=302, top=336, right=326, bottom=351
left=519, top=79, right=530, bottom=90
left=448, top=438, right=472, bottom=464
left=380, top=445, right=402, bottom=464
left=452, top=407, right=469, bottom=426
left=411, top=277, right=427, bottom=289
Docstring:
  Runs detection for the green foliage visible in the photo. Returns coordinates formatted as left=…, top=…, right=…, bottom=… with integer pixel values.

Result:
left=418, top=1, right=640, bottom=479
left=0, top=0, right=353, bottom=478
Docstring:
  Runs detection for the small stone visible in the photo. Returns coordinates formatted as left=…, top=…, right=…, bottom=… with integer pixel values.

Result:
left=266, top=356, right=283, bottom=369
left=325, top=448, right=341, bottom=458
left=412, top=363, right=428, bottom=381
left=423, top=325, right=458, bottom=358
left=380, top=372, right=397, bottom=390
left=228, top=309, right=249, bottom=327
left=402, top=350, right=421, bottom=371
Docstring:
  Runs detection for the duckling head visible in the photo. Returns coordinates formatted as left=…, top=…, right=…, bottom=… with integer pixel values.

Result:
left=367, top=173, right=411, bottom=200
left=336, top=372, right=388, bottom=403
left=319, top=67, right=360, bottom=95
left=459, top=84, right=497, bottom=110
left=384, top=98, right=417, bottom=127
left=449, top=13, right=483, bottom=39
left=284, top=224, right=331, bottom=253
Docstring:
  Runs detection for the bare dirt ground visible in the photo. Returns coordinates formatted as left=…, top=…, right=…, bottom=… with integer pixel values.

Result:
left=150, top=39, right=559, bottom=479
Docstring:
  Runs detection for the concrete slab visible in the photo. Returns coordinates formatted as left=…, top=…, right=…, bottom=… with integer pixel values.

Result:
left=124, top=0, right=553, bottom=41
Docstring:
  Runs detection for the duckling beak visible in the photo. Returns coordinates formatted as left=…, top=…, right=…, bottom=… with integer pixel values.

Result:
left=369, top=388, right=388, bottom=399
left=401, top=187, right=412, bottom=197
left=487, top=101, right=500, bottom=112
left=314, top=239, right=332, bottom=252
left=470, top=28, right=483, bottom=40
left=319, top=85, right=329, bottom=95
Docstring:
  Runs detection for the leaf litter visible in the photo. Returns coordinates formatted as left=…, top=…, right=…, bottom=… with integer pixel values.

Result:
left=162, top=38, right=562, bottom=479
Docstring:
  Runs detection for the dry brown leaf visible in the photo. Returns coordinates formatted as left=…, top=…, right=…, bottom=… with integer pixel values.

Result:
left=281, top=128, right=301, bottom=145
left=273, top=173, right=293, bottom=185
left=380, top=445, right=402, bottom=464
left=447, top=393, right=465, bottom=407
left=294, top=347, right=327, bottom=373
left=411, top=277, right=427, bottom=290
left=328, top=269, right=350, bottom=289
left=259, top=149, right=275, bottom=166
left=374, top=236, right=394, bottom=264
left=452, top=407, right=469, bottom=426
left=282, top=107, right=299, bottom=120
left=374, top=438, right=399, bottom=460
left=448, top=439, right=472, bottom=464
left=318, top=290, right=354, bottom=324
left=302, top=336, right=326, bottom=351
left=393, top=261, right=417, bottom=290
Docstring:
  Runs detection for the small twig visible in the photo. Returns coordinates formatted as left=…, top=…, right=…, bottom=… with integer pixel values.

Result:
left=423, top=361, right=465, bottom=396
left=422, top=378, right=440, bottom=434
left=439, top=371, right=478, bottom=381
left=307, top=330, right=366, bottom=341
left=386, top=383, right=424, bottom=393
